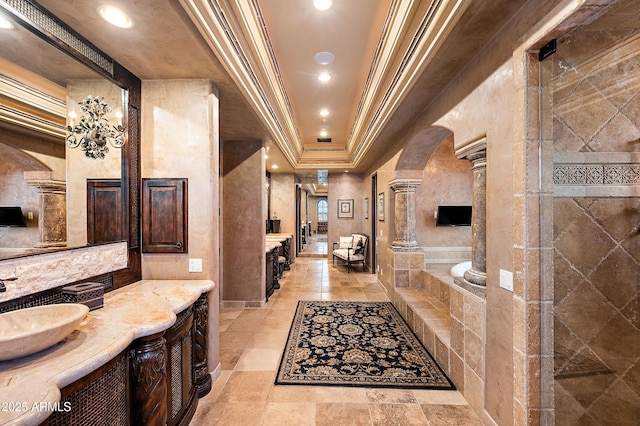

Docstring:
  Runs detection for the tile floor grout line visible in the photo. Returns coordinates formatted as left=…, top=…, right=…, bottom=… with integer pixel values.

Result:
left=194, top=258, right=481, bottom=425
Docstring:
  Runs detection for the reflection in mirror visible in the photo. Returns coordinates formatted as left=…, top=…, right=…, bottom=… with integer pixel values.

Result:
left=0, top=12, right=124, bottom=259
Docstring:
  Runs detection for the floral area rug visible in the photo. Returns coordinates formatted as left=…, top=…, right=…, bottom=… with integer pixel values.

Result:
left=275, top=301, right=455, bottom=389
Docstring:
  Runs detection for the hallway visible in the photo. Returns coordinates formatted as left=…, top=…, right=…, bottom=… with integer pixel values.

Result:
left=193, top=258, right=481, bottom=425
left=299, top=235, right=328, bottom=257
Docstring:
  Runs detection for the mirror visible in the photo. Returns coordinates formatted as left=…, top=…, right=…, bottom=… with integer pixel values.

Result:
left=0, top=1, right=141, bottom=284
left=0, top=20, right=123, bottom=258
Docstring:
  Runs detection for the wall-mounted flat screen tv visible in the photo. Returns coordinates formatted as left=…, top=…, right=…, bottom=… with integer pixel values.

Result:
left=436, top=205, right=472, bottom=226
left=0, top=207, right=27, bottom=227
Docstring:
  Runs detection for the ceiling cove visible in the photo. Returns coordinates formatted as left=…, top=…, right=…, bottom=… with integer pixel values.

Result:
left=179, top=0, right=471, bottom=171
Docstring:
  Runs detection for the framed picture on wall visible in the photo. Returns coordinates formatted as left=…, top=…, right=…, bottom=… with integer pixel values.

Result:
left=337, top=198, right=354, bottom=218
left=364, top=197, right=369, bottom=219
left=378, top=192, right=385, bottom=221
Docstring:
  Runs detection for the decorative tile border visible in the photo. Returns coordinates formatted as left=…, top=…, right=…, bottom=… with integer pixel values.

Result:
left=553, top=164, right=640, bottom=185
left=553, top=153, right=640, bottom=197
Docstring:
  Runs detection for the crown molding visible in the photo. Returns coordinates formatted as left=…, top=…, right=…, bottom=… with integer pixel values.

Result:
left=349, top=0, right=471, bottom=167
left=180, top=0, right=471, bottom=170
left=179, top=0, right=301, bottom=167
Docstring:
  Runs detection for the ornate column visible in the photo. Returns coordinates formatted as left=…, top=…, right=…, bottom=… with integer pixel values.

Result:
left=25, top=180, right=67, bottom=248
left=389, top=178, right=424, bottom=288
left=129, top=332, right=167, bottom=426
left=194, top=292, right=212, bottom=397
left=456, top=139, right=487, bottom=287
left=389, top=178, right=422, bottom=249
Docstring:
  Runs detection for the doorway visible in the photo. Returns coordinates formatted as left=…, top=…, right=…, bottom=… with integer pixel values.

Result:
left=371, top=173, right=378, bottom=273
left=299, top=196, right=328, bottom=257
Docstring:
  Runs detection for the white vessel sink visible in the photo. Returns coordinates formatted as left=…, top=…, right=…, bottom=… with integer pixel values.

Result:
left=0, top=303, right=89, bottom=361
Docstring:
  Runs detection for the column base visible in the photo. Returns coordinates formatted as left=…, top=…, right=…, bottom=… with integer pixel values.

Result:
left=35, top=242, right=67, bottom=248
left=463, top=268, right=486, bottom=286
left=390, top=243, right=420, bottom=252
left=453, top=276, right=487, bottom=299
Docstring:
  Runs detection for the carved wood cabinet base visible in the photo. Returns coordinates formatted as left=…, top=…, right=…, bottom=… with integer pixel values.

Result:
left=41, top=293, right=210, bottom=426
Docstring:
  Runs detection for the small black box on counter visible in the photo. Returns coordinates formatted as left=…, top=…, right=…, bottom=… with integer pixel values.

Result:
left=62, top=282, right=104, bottom=310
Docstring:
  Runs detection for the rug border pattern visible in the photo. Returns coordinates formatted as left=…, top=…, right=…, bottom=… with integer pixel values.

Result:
left=275, top=300, right=456, bottom=390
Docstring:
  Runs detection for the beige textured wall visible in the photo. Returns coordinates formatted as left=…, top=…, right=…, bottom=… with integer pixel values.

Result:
left=0, top=158, right=40, bottom=249
left=365, top=21, right=519, bottom=426
left=416, top=136, right=473, bottom=247
left=222, top=140, right=265, bottom=304
left=366, top=154, right=397, bottom=292
left=140, top=80, right=219, bottom=281
left=140, top=79, right=221, bottom=372
left=66, top=80, right=122, bottom=247
left=270, top=173, right=295, bottom=233
left=328, top=173, right=365, bottom=251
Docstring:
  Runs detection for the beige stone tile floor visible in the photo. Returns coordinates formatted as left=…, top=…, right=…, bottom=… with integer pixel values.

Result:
left=193, top=258, right=481, bottom=425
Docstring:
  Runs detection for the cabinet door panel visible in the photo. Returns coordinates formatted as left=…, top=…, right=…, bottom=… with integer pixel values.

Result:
left=142, top=178, right=187, bottom=253
left=87, top=179, right=124, bottom=244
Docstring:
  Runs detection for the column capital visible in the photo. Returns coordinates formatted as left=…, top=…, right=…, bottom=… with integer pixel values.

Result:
left=25, top=180, right=66, bottom=194
left=389, top=178, right=422, bottom=192
left=455, top=136, right=487, bottom=168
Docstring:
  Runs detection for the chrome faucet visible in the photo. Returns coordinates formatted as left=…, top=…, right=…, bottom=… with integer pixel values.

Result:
left=0, top=277, right=17, bottom=293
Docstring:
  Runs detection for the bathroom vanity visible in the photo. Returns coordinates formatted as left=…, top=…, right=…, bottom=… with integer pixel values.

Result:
left=0, top=279, right=214, bottom=426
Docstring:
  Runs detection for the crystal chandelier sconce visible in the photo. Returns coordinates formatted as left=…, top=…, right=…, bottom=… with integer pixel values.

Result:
left=66, top=96, right=125, bottom=160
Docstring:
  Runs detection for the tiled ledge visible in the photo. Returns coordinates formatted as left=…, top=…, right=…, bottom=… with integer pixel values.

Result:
left=390, top=265, right=486, bottom=417
left=393, top=284, right=451, bottom=377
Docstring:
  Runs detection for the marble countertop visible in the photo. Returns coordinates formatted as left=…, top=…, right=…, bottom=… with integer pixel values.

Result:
left=266, top=233, right=292, bottom=239
left=265, top=241, right=281, bottom=252
left=0, top=279, right=214, bottom=426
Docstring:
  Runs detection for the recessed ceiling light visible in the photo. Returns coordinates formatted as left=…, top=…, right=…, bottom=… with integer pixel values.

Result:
left=0, top=15, right=14, bottom=29
left=317, top=72, right=331, bottom=82
left=272, top=164, right=279, bottom=169
left=98, top=5, right=133, bottom=28
left=313, top=0, right=332, bottom=11
left=320, top=130, right=328, bottom=137
left=314, top=51, right=335, bottom=65
left=320, top=109, right=329, bottom=117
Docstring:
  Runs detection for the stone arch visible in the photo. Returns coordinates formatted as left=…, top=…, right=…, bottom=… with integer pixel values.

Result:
left=389, top=125, right=454, bottom=248
left=0, top=141, right=66, bottom=248
left=0, top=141, right=51, bottom=173
left=395, top=126, right=453, bottom=173
left=387, top=125, right=455, bottom=289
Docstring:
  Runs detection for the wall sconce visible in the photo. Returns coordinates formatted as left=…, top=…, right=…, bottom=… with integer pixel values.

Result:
left=66, top=96, right=125, bottom=160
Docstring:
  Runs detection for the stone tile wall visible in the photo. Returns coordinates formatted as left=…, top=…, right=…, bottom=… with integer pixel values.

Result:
left=392, top=270, right=486, bottom=417
left=549, top=2, right=640, bottom=424
left=0, top=242, right=128, bottom=303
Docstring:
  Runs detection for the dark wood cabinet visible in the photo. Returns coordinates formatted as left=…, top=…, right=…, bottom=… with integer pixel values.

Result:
left=166, top=306, right=196, bottom=426
left=142, top=178, right=188, bottom=253
left=87, top=179, right=124, bottom=244
left=266, top=248, right=276, bottom=300
left=46, top=351, right=130, bottom=426
left=39, top=293, right=210, bottom=426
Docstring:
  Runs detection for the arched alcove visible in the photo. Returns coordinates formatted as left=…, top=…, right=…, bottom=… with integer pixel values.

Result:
left=0, top=143, right=51, bottom=253
left=396, top=126, right=453, bottom=173
left=416, top=135, right=473, bottom=251
left=0, top=141, right=66, bottom=256
left=390, top=125, right=473, bottom=263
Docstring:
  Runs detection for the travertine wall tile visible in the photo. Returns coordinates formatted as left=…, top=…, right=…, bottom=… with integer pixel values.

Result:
left=449, top=351, right=465, bottom=394
left=465, top=330, right=483, bottom=379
